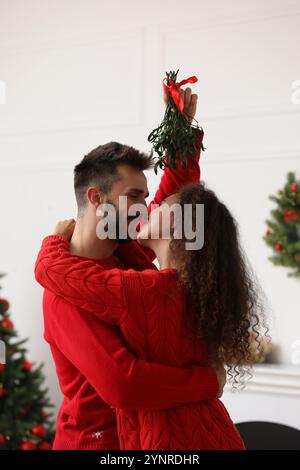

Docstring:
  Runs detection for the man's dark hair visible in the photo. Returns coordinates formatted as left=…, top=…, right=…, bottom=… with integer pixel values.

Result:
left=74, top=141, right=154, bottom=212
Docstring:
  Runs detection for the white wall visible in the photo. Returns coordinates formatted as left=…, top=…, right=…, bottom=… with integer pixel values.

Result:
left=0, top=0, right=299, bottom=420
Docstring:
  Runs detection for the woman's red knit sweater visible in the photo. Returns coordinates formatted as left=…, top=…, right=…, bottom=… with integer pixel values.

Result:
left=35, top=237, right=245, bottom=450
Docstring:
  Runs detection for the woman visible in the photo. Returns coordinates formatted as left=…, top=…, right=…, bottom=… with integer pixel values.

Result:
left=35, top=181, right=268, bottom=450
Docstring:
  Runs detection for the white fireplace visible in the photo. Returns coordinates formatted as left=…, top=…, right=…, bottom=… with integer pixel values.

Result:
left=222, top=364, right=300, bottom=430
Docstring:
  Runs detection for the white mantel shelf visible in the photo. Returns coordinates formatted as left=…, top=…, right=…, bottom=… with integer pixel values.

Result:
left=230, top=364, right=300, bottom=397
left=223, top=364, right=300, bottom=430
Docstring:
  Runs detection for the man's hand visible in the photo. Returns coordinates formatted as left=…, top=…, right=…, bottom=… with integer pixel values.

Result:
left=53, top=219, right=76, bottom=241
left=163, top=86, right=198, bottom=125
left=215, top=363, right=227, bottom=398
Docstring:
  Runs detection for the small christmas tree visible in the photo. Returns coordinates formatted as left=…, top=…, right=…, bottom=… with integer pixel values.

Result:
left=263, top=172, right=300, bottom=277
left=0, top=273, right=54, bottom=450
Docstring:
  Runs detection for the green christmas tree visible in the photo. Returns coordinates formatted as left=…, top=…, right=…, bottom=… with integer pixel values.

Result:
left=0, top=273, right=54, bottom=450
left=263, top=172, right=300, bottom=277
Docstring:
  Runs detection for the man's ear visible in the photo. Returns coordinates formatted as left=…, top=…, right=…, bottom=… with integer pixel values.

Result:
left=86, top=187, right=104, bottom=208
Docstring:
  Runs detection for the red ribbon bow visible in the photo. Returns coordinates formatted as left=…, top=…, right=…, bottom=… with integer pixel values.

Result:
left=163, top=75, right=198, bottom=113
left=284, top=210, right=298, bottom=223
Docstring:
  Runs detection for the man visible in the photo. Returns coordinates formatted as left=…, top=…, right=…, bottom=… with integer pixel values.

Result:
left=37, top=88, right=226, bottom=450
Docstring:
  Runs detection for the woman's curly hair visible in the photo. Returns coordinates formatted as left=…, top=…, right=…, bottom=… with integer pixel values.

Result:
left=169, top=181, right=270, bottom=389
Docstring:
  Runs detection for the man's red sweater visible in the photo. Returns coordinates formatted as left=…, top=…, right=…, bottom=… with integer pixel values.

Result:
left=37, top=128, right=219, bottom=450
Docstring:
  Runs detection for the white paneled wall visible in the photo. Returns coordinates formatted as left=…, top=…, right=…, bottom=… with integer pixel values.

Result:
left=0, top=0, right=299, bottom=420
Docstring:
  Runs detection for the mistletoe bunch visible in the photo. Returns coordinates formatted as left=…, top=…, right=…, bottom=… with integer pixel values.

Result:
left=147, top=69, right=204, bottom=174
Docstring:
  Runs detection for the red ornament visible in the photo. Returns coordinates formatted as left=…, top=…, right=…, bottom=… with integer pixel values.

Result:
left=0, top=363, right=5, bottom=373
left=22, top=360, right=32, bottom=371
left=274, top=243, right=283, bottom=251
left=292, top=211, right=298, bottom=222
left=0, top=433, right=5, bottom=447
left=1, top=318, right=14, bottom=332
left=20, top=440, right=37, bottom=450
left=0, top=299, right=10, bottom=313
left=31, top=424, right=46, bottom=438
left=284, top=210, right=291, bottom=223
left=291, top=184, right=299, bottom=192
left=0, top=385, right=5, bottom=397
left=284, top=209, right=298, bottom=223
left=39, top=441, right=52, bottom=450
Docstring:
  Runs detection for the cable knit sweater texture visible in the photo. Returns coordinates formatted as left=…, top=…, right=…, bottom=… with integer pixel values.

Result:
left=35, top=236, right=245, bottom=450
left=34, top=128, right=245, bottom=450
left=35, top=128, right=244, bottom=449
